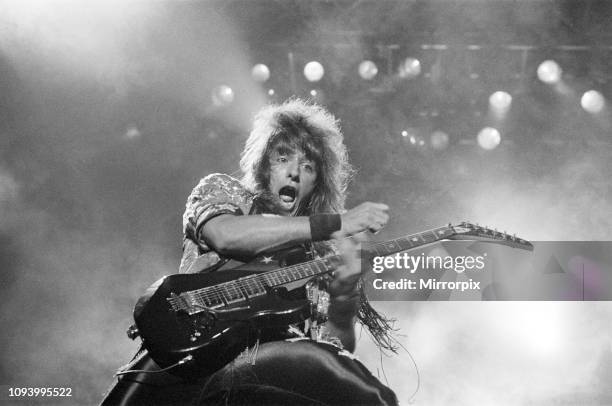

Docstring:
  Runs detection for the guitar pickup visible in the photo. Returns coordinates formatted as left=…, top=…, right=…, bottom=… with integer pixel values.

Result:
left=167, top=292, right=223, bottom=315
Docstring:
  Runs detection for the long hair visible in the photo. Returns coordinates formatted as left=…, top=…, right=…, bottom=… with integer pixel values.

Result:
left=240, top=98, right=353, bottom=214
left=240, top=99, right=396, bottom=352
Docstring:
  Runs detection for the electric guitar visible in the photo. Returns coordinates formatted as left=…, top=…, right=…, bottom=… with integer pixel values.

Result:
left=130, top=222, right=532, bottom=375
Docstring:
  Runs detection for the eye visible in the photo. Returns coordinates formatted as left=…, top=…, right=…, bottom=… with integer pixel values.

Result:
left=277, top=156, right=288, bottom=163
left=302, top=163, right=314, bottom=173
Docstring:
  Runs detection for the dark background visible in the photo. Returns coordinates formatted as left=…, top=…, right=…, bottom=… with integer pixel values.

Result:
left=1, top=1, right=612, bottom=404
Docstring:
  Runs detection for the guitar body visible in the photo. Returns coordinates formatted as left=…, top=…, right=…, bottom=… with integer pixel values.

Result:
left=134, top=248, right=315, bottom=376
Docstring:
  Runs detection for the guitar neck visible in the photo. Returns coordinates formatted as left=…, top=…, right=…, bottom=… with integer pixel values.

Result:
left=240, top=225, right=455, bottom=289
left=182, top=226, right=454, bottom=309
left=169, top=222, right=532, bottom=313
left=363, top=225, right=455, bottom=257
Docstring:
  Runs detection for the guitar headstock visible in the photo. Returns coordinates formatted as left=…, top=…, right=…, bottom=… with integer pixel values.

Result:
left=447, top=222, right=534, bottom=251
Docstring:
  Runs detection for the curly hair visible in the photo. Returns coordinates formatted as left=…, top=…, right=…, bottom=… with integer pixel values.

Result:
left=240, top=98, right=396, bottom=352
left=240, top=98, right=353, bottom=214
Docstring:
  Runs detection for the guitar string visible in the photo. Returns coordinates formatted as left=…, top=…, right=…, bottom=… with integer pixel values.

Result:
left=182, top=227, right=450, bottom=308
left=190, top=227, right=441, bottom=306
left=182, top=225, right=516, bottom=308
left=193, top=261, right=322, bottom=305
left=189, top=258, right=331, bottom=306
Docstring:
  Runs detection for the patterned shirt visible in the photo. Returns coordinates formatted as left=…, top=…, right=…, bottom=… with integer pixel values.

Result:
left=180, top=173, right=255, bottom=274
left=179, top=173, right=338, bottom=344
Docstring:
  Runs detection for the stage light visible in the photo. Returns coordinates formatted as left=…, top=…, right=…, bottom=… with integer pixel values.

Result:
left=581, top=90, right=605, bottom=114
left=211, top=85, right=234, bottom=106
left=251, top=64, right=270, bottom=83
left=308, top=89, right=325, bottom=103
left=358, top=60, right=378, bottom=80
left=124, top=126, right=141, bottom=139
left=304, top=61, right=324, bottom=82
left=405, top=133, right=425, bottom=147
left=430, top=131, right=449, bottom=150
left=537, top=60, right=562, bottom=84
left=267, top=89, right=275, bottom=96
left=489, top=91, right=512, bottom=113
left=477, top=127, right=501, bottom=150
left=399, top=57, right=421, bottom=79
left=401, top=128, right=419, bottom=141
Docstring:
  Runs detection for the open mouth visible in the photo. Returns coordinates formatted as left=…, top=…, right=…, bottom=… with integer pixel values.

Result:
left=278, top=185, right=297, bottom=204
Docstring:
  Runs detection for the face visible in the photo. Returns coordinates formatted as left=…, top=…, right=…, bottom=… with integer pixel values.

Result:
left=267, top=148, right=318, bottom=216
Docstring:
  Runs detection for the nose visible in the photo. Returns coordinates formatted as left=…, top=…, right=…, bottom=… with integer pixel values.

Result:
left=286, top=158, right=300, bottom=182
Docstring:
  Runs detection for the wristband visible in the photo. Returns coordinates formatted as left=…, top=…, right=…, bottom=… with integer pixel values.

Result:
left=309, top=213, right=341, bottom=241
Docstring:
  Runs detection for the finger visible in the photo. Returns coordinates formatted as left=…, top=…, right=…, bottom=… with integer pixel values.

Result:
left=369, top=202, right=389, bottom=211
left=359, top=202, right=388, bottom=212
left=368, top=222, right=384, bottom=234
left=349, top=231, right=369, bottom=243
left=372, top=212, right=389, bottom=225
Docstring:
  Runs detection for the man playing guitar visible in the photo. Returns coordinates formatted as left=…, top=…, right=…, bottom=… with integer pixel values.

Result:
left=101, top=98, right=397, bottom=405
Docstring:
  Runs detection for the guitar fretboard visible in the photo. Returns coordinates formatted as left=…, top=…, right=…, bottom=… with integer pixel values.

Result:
left=169, top=225, right=455, bottom=313
left=366, top=226, right=454, bottom=257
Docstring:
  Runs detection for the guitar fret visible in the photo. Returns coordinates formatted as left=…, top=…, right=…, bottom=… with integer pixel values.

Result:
left=433, top=228, right=444, bottom=238
left=221, top=283, right=244, bottom=303
left=262, top=274, right=274, bottom=286
left=370, top=227, right=451, bottom=258
left=267, top=273, right=278, bottom=286
left=285, top=268, right=297, bottom=282
left=297, top=266, right=305, bottom=279
left=296, top=265, right=306, bottom=279
left=241, top=278, right=266, bottom=298
left=200, top=289, right=224, bottom=308
left=382, top=240, right=402, bottom=254
left=293, top=266, right=303, bottom=280
left=396, top=238, right=413, bottom=251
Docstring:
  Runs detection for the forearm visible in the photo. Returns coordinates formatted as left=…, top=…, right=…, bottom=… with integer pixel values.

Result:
left=200, top=214, right=312, bottom=258
left=326, top=293, right=360, bottom=352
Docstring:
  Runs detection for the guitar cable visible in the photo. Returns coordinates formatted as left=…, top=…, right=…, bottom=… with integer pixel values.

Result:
left=115, top=354, right=195, bottom=376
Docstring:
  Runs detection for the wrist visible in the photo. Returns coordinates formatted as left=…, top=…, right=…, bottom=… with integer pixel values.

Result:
left=328, top=272, right=361, bottom=298
left=328, top=293, right=360, bottom=326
